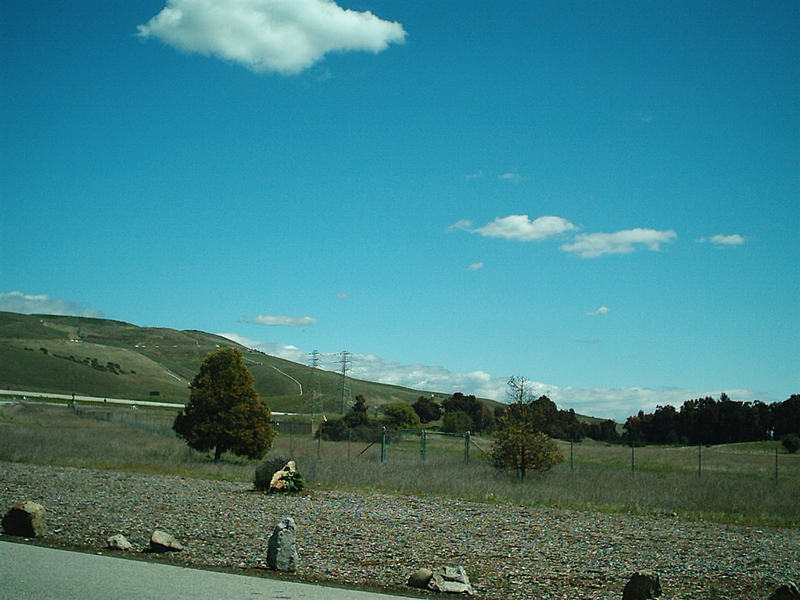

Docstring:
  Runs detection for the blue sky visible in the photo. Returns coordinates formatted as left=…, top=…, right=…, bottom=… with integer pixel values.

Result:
left=1, top=0, right=797, bottom=420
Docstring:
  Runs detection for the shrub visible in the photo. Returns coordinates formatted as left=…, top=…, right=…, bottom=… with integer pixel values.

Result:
left=442, top=409, right=472, bottom=433
left=272, top=470, right=306, bottom=494
left=382, top=402, right=420, bottom=430
left=781, top=434, right=800, bottom=454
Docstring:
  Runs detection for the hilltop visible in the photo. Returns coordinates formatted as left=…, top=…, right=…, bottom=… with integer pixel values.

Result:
left=0, top=311, right=465, bottom=413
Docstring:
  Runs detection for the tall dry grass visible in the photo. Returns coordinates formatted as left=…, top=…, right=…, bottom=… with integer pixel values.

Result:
left=1, top=402, right=797, bottom=527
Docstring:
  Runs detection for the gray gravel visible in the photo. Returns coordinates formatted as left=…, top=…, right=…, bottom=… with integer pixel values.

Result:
left=1, top=461, right=797, bottom=599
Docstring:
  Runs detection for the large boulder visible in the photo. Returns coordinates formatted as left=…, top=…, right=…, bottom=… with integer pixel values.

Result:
left=2, top=501, right=46, bottom=537
left=267, top=516, right=299, bottom=572
left=622, top=570, right=662, bottom=600
left=149, top=530, right=184, bottom=552
left=769, top=582, right=800, bottom=600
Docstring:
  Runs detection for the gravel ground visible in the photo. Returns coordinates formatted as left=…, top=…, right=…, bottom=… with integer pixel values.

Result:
left=1, top=461, right=797, bottom=599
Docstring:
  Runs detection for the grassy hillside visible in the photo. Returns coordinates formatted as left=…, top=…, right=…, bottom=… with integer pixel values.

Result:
left=0, top=311, right=456, bottom=412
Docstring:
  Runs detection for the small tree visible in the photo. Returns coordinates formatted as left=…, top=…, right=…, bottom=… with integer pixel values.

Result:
left=782, top=433, right=800, bottom=454
left=442, top=392, right=495, bottom=433
left=491, top=376, right=563, bottom=481
left=442, top=409, right=472, bottom=433
left=382, top=402, right=420, bottom=429
left=173, top=347, right=275, bottom=461
left=412, top=396, right=443, bottom=423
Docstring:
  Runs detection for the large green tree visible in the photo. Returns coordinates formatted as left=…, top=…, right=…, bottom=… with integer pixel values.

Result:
left=382, top=402, right=421, bottom=430
left=491, top=376, right=563, bottom=481
left=173, top=347, right=275, bottom=461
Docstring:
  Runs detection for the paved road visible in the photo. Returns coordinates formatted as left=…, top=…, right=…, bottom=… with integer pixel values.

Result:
left=0, top=541, right=422, bottom=600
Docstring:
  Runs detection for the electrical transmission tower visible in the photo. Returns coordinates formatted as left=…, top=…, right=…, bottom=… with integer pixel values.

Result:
left=337, top=350, right=352, bottom=414
left=307, top=350, right=323, bottom=433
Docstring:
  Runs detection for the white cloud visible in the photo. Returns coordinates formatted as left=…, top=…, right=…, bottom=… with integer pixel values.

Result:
left=0, top=291, right=103, bottom=318
left=446, top=219, right=473, bottom=232
left=250, top=314, right=318, bottom=326
left=220, top=333, right=309, bottom=362
left=218, top=333, right=761, bottom=422
left=138, top=0, right=407, bottom=74
left=710, top=234, right=745, bottom=246
left=561, top=228, right=677, bottom=258
left=465, top=170, right=484, bottom=181
left=468, top=262, right=484, bottom=271
left=499, top=172, right=523, bottom=183
left=586, top=306, right=609, bottom=316
left=451, top=215, right=577, bottom=242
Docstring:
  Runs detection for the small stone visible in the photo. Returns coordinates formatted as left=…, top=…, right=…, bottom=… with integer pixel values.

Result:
left=149, top=530, right=183, bottom=552
left=107, top=534, right=133, bottom=551
left=407, top=568, right=434, bottom=589
left=2, top=501, right=46, bottom=538
left=430, top=565, right=474, bottom=595
left=622, top=570, right=662, bottom=600
left=267, top=516, right=299, bottom=572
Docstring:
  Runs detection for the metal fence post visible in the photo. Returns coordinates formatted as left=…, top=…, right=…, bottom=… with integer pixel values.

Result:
left=348, top=428, right=352, bottom=460
left=420, top=430, right=426, bottom=461
left=465, top=431, right=471, bottom=461
left=381, top=427, right=387, bottom=462
left=570, top=440, right=574, bottom=471
left=698, top=444, right=702, bottom=477
left=775, top=447, right=779, bottom=482
left=631, top=441, right=635, bottom=476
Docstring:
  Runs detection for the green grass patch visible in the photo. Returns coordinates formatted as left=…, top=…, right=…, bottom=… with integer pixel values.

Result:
left=2, top=401, right=797, bottom=528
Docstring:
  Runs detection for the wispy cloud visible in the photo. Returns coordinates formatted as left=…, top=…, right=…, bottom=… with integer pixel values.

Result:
left=697, top=234, right=745, bottom=246
left=561, top=228, right=677, bottom=258
left=586, top=306, right=609, bottom=316
left=138, top=0, right=407, bottom=74
left=499, top=172, right=523, bottom=183
left=468, top=262, right=484, bottom=271
left=219, top=333, right=761, bottom=421
left=449, top=215, right=577, bottom=242
left=465, top=170, right=484, bottom=181
left=0, top=291, right=103, bottom=318
left=246, top=314, right=318, bottom=327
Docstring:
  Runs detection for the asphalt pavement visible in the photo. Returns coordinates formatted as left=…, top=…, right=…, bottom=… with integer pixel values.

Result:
left=0, top=540, right=423, bottom=600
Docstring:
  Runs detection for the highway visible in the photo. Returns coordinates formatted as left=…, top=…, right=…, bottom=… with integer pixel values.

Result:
left=0, top=389, right=299, bottom=415
left=0, top=541, right=419, bottom=600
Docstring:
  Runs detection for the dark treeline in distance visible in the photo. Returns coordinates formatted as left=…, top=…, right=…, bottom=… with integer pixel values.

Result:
left=622, top=394, right=800, bottom=446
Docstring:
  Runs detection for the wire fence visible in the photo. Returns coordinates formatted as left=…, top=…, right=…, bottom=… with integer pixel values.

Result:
left=72, top=406, right=799, bottom=482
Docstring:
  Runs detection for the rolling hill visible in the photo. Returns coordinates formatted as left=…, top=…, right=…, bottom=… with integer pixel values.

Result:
left=0, top=311, right=463, bottom=414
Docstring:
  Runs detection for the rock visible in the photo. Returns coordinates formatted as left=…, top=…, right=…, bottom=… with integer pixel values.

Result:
left=407, top=568, right=434, bottom=589
left=769, top=582, right=800, bottom=600
left=107, top=534, right=133, bottom=551
left=149, top=530, right=183, bottom=552
left=2, top=501, right=46, bottom=537
left=622, top=570, right=662, bottom=600
left=430, top=565, right=474, bottom=595
left=267, top=516, right=299, bottom=572
left=269, top=461, right=297, bottom=492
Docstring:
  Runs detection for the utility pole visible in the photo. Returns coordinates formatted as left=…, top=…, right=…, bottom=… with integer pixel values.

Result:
left=308, top=350, right=323, bottom=434
left=337, top=350, right=352, bottom=414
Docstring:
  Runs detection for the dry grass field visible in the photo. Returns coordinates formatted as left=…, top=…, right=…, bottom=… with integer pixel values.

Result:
left=1, top=401, right=798, bottom=528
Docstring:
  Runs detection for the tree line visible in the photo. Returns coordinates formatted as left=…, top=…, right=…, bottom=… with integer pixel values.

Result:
left=170, top=347, right=799, bottom=469
left=622, top=394, right=800, bottom=446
